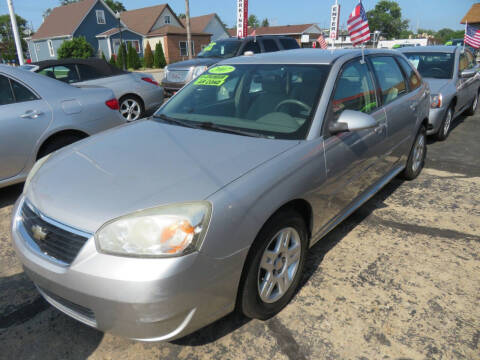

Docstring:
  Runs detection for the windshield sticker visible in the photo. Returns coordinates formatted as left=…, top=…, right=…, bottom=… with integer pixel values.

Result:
left=203, top=42, right=216, bottom=52
left=194, top=74, right=229, bottom=86
left=208, top=65, right=236, bottom=74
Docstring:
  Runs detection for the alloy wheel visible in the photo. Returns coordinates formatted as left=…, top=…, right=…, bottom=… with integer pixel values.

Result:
left=257, top=227, right=302, bottom=304
left=443, top=109, right=452, bottom=137
left=412, top=132, right=425, bottom=172
left=120, top=98, right=141, bottom=121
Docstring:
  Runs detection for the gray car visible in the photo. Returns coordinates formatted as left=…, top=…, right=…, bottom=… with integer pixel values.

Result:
left=0, top=65, right=125, bottom=189
left=25, top=58, right=164, bottom=121
left=400, top=46, right=480, bottom=140
left=11, top=49, right=429, bottom=341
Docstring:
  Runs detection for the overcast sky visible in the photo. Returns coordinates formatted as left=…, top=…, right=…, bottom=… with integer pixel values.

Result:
left=1, top=0, right=473, bottom=33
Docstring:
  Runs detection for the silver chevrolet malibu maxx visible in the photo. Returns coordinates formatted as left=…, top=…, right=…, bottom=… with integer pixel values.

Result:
left=12, top=49, right=429, bottom=341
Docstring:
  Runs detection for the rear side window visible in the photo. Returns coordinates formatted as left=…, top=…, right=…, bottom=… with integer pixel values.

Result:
left=0, top=75, right=14, bottom=105
left=397, top=57, right=421, bottom=91
left=242, top=41, right=261, bottom=54
left=77, top=64, right=103, bottom=81
left=11, top=80, right=38, bottom=102
left=262, top=39, right=279, bottom=52
left=280, top=38, right=299, bottom=50
left=39, top=65, right=79, bottom=83
left=332, top=59, right=378, bottom=119
left=371, top=56, right=407, bottom=105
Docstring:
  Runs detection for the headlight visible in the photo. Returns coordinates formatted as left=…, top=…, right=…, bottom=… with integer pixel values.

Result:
left=192, top=66, right=207, bottom=79
left=95, top=202, right=212, bottom=258
left=431, top=94, right=443, bottom=108
left=24, top=154, right=51, bottom=192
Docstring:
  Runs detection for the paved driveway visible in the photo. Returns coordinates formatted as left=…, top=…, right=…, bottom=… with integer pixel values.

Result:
left=1, top=113, right=479, bottom=360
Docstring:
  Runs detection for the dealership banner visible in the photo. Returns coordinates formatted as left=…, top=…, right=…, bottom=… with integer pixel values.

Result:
left=237, top=0, right=249, bottom=38
left=330, top=3, right=340, bottom=40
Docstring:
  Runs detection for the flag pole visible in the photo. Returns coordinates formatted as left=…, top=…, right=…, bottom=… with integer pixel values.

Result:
left=464, top=21, right=467, bottom=53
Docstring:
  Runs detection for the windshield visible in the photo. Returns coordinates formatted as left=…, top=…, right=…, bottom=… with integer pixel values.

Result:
left=155, top=64, right=330, bottom=140
left=404, top=52, right=454, bottom=79
left=197, top=41, right=242, bottom=58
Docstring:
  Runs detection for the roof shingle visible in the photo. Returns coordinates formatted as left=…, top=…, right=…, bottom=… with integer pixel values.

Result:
left=461, top=4, right=480, bottom=24
left=120, top=4, right=170, bottom=35
left=228, top=24, right=317, bottom=37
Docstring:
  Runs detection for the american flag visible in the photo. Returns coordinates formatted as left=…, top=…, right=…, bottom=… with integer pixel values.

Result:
left=347, top=0, right=371, bottom=46
left=465, top=23, right=480, bottom=49
left=317, top=34, right=328, bottom=49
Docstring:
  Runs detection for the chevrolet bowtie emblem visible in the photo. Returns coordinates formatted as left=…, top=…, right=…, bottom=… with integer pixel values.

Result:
left=31, top=225, right=47, bottom=241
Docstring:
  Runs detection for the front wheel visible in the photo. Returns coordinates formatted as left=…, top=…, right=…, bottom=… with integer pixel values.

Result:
left=401, top=126, right=426, bottom=180
left=238, top=210, right=308, bottom=320
left=435, top=107, right=453, bottom=141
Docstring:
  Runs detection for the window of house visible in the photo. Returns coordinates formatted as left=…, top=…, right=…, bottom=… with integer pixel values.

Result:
left=96, top=10, right=106, bottom=24
left=164, top=15, right=171, bottom=24
left=126, top=40, right=141, bottom=53
left=0, top=75, right=14, bottom=105
left=179, top=41, right=195, bottom=57
left=371, top=56, right=407, bottom=105
left=48, top=40, right=55, bottom=57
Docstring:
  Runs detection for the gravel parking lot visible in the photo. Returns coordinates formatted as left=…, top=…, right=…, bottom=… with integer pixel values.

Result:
left=1, top=112, right=479, bottom=360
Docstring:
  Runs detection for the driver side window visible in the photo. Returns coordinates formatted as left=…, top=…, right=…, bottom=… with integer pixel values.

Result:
left=332, top=60, right=378, bottom=121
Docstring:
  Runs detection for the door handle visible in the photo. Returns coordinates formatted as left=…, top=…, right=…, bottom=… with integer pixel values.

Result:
left=374, top=123, right=386, bottom=134
left=21, top=110, right=43, bottom=119
left=410, top=102, right=419, bottom=111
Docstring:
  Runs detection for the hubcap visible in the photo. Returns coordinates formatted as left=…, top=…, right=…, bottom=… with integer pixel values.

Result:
left=473, top=95, right=478, bottom=113
left=412, top=133, right=425, bottom=172
left=257, top=227, right=302, bottom=304
left=120, top=99, right=141, bottom=121
left=443, top=110, right=452, bottom=136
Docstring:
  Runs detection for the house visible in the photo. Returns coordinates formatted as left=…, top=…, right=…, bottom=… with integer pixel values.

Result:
left=461, top=4, right=480, bottom=26
left=27, top=0, right=142, bottom=62
left=118, top=4, right=211, bottom=63
left=228, top=24, right=324, bottom=47
left=181, top=13, right=229, bottom=42
left=27, top=0, right=212, bottom=64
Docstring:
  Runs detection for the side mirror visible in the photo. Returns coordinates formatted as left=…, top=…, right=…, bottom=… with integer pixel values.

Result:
left=329, top=110, right=378, bottom=134
left=461, top=68, right=476, bottom=78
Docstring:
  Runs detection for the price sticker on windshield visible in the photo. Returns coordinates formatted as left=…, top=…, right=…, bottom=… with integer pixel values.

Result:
left=194, top=74, right=229, bottom=86
left=209, top=65, right=236, bottom=74
left=203, top=42, right=216, bottom=52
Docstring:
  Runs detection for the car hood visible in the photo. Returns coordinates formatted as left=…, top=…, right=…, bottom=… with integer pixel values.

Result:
left=167, top=58, right=219, bottom=69
left=26, top=120, right=298, bottom=233
left=424, top=78, right=453, bottom=94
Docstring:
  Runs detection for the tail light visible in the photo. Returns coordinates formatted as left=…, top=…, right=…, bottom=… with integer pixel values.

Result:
left=105, top=98, right=119, bottom=110
left=142, top=77, right=159, bottom=86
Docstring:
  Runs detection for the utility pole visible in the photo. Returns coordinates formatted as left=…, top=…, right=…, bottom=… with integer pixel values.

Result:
left=185, top=0, right=192, bottom=59
left=6, top=0, right=25, bottom=65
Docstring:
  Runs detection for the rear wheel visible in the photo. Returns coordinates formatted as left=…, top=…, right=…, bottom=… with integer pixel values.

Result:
left=465, top=90, right=479, bottom=116
left=119, top=95, right=144, bottom=121
left=435, top=107, right=453, bottom=141
left=401, top=126, right=426, bottom=180
left=38, top=134, right=86, bottom=159
left=238, top=210, right=308, bottom=320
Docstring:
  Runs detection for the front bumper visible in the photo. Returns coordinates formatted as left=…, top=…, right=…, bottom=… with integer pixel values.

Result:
left=428, top=107, right=448, bottom=135
left=11, top=196, right=246, bottom=341
left=160, top=80, right=186, bottom=96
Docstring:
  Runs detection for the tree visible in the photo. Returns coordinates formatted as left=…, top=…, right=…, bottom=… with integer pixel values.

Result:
left=261, top=18, right=269, bottom=27
left=57, top=36, right=94, bottom=58
left=248, top=14, right=259, bottom=28
left=154, top=41, right=166, bottom=68
left=0, top=14, right=30, bottom=61
left=116, top=42, right=126, bottom=69
left=43, top=8, right=52, bottom=20
left=109, top=54, right=116, bottom=66
left=178, top=13, right=186, bottom=19
left=366, top=1, right=409, bottom=40
left=144, top=42, right=154, bottom=68
left=104, top=0, right=126, bottom=13
left=59, top=0, right=79, bottom=5
left=101, top=51, right=107, bottom=61
left=126, top=42, right=140, bottom=69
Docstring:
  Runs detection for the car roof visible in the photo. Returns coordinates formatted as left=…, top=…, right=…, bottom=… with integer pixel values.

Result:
left=32, top=58, right=127, bottom=76
left=220, top=48, right=402, bottom=65
left=399, top=45, right=458, bottom=54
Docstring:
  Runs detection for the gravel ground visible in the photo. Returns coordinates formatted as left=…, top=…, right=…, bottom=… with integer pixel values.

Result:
left=0, top=112, right=479, bottom=360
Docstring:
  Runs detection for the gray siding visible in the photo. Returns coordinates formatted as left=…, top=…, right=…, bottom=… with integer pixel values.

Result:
left=151, top=7, right=182, bottom=30
left=109, top=30, right=144, bottom=57
left=204, top=17, right=229, bottom=42
left=28, top=37, right=70, bottom=61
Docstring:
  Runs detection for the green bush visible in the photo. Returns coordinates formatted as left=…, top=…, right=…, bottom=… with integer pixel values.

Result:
left=109, top=54, right=116, bottom=66
left=57, top=36, right=94, bottom=59
left=127, top=42, right=140, bottom=69
left=144, top=42, right=154, bottom=68
left=101, top=51, right=106, bottom=61
left=116, top=43, right=126, bottom=69
left=154, top=41, right=166, bottom=68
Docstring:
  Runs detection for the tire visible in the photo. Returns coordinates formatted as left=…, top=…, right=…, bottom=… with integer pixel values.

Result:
left=119, top=95, right=144, bottom=121
left=401, top=126, right=427, bottom=181
left=435, top=106, right=453, bottom=141
left=238, top=210, right=308, bottom=320
left=465, top=90, right=479, bottom=116
left=38, top=134, right=85, bottom=159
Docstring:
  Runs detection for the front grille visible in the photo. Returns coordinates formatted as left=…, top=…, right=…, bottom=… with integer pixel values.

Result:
left=21, top=202, right=90, bottom=265
left=38, top=287, right=96, bottom=324
left=166, top=69, right=190, bottom=83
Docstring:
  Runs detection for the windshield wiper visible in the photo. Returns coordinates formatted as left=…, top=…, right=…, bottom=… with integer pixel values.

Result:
left=153, top=114, right=198, bottom=129
left=196, top=122, right=268, bottom=138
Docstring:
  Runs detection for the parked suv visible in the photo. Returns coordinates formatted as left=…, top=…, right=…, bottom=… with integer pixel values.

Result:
left=161, top=35, right=300, bottom=96
left=13, top=49, right=429, bottom=341
left=401, top=46, right=480, bottom=140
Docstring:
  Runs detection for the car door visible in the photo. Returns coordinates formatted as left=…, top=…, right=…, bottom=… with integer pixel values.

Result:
left=369, top=55, right=416, bottom=166
left=457, top=51, right=472, bottom=111
left=0, top=74, right=52, bottom=180
left=463, top=49, right=480, bottom=101
left=320, top=58, right=387, bottom=225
